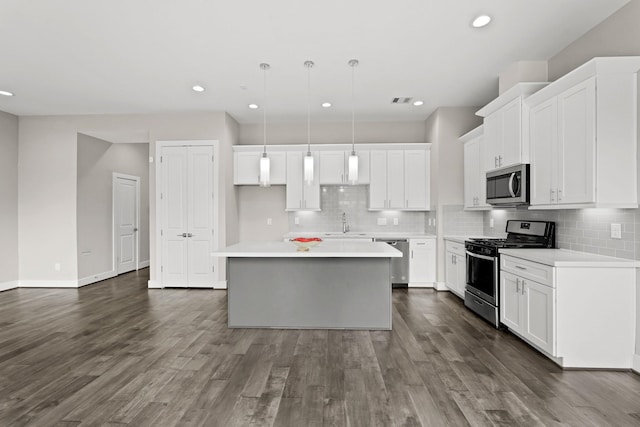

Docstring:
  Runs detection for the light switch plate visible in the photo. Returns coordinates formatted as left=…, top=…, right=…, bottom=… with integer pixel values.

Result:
left=267, top=218, right=273, bottom=226
left=294, top=217, right=300, bottom=225
left=611, top=223, right=622, bottom=239
left=489, top=218, right=495, bottom=228
left=393, top=218, right=399, bottom=226
left=377, top=218, right=387, bottom=226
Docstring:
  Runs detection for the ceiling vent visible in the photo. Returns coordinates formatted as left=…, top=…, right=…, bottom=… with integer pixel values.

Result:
left=391, top=97, right=413, bottom=104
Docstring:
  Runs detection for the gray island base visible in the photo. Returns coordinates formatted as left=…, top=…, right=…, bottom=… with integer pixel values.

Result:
left=214, top=241, right=402, bottom=330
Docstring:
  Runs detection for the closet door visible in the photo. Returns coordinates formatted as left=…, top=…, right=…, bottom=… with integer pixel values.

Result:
left=161, top=147, right=189, bottom=287
left=187, top=146, right=215, bottom=286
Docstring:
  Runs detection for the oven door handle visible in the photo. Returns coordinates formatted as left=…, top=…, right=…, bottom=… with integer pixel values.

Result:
left=466, top=251, right=496, bottom=262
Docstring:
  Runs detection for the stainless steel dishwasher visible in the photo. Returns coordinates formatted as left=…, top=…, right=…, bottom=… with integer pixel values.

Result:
left=374, top=238, right=410, bottom=286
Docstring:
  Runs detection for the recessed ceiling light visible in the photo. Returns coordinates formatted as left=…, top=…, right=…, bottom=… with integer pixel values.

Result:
left=0, top=90, right=14, bottom=97
left=248, top=103, right=259, bottom=109
left=192, top=85, right=205, bottom=92
left=472, top=15, right=491, bottom=28
left=413, top=100, right=424, bottom=106
left=321, top=102, right=332, bottom=108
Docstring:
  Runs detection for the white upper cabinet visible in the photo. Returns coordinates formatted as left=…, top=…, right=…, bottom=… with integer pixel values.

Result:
left=526, top=57, right=640, bottom=209
left=319, top=150, right=370, bottom=185
left=234, top=151, right=286, bottom=185
left=286, top=151, right=320, bottom=211
left=477, top=83, right=548, bottom=172
left=460, top=125, right=490, bottom=210
left=369, top=148, right=430, bottom=211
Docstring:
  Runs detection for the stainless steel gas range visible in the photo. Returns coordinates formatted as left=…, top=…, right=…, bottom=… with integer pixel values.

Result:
left=464, top=220, right=555, bottom=328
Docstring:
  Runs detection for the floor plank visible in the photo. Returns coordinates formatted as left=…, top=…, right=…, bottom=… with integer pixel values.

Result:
left=0, top=270, right=639, bottom=426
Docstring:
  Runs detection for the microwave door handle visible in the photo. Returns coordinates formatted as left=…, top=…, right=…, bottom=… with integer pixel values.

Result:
left=508, top=173, right=516, bottom=197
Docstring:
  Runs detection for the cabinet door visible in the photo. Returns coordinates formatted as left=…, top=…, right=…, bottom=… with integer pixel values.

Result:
left=319, top=151, right=345, bottom=184
left=369, top=150, right=388, bottom=209
left=476, top=136, right=489, bottom=208
left=387, top=150, right=405, bottom=209
left=500, top=271, right=523, bottom=332
left=455, top=254, right=467, bottom=295
left=234, top=151, right=260, bottom=185
left=522, top=279, right=555, bottom=355
left=409, top=239, right=435, bottom=286
left=483, top=112, right=501, bottom=171
left=404, top=150, right=428, bottom=210
left=286, top=152, right=304, bottom=210
left=445, top=251, right=458, bottom=293
left=464, top=140, right=480, bottom=208
left=529, top=98, right=558, bottom=205
left=557, top=77, right=596, bottom=205
left=501, top=97, right=522, bottom=168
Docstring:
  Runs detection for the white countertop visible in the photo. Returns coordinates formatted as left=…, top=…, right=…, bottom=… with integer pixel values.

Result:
left=499, top=248, right=640, bottom=267
left=283, top=231, right=436, bottom=240
left=213, top=241, right=403, bottom=258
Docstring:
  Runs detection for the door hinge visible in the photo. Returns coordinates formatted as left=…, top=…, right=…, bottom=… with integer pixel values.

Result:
left=161, top=229, right=163, bottom=236
left=160, top=193, right=163, bottom=200
left=212, top=155, right=214, bottom=162
left=160, top=156, right=163, bottom=163
left=212, top=265, right=215, bottom=272
left=161, top=266, right=163, bottom=273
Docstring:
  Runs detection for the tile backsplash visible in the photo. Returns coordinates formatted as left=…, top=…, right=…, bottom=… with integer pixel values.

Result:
left=443, top=205, right=484, bottom=236
left=288, top=186, right=428, bottom=233
left=484, top=208, right=637, bottom=260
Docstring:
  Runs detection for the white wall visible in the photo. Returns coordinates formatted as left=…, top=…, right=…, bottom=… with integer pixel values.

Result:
left=0, top=111, right=19, bottom=287
left=236, top=120, right=427, bottom=242
left=76, top=134, right=149, bottom=280
left=18, top=112, right=235, bottom=284
left=426, top=107, right=482, bottom=284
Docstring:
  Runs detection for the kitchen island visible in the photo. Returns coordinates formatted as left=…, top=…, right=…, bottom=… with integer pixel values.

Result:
left=213, top=241, right=402, bottom=330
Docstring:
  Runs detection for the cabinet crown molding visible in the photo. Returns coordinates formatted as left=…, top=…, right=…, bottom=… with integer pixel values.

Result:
left=233, top=143, right=431, bottom=152
left=476, top=82, right=549, bottom=117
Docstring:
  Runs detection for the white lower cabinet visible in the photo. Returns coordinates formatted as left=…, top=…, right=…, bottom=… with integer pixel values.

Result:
left=500, top=253, right=636, bottom=368
left=444, top=240, right=466, bottom=298
left=408, top=238, right=436, bottom=287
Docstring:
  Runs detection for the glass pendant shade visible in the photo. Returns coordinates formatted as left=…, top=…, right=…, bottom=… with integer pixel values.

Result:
left=303, top=152, right=314, bottom=185
left=348, top=151, right=359, bottom=184
left=259, top=152, right=270, bottom=187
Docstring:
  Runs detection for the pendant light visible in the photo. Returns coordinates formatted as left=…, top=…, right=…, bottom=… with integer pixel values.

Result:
left=347, top=59, right=359, bottom=185
left=303, top=60, right=315, bottom=185
left=259, top=63, right=271, bottom=187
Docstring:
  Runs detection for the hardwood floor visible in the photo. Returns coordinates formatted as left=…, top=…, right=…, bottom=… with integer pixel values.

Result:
left=0, top=270, right=639, bottom=426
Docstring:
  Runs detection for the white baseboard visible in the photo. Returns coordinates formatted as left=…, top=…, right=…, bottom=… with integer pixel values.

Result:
left=147, top=280, right=163, bottom=289
left=0, top=281, right=19, bottom=292
left=77, top=270, right=117, bottom=288
left=19, top=280, right=79, bottom=288
left=633, top=354, right=640, bottom=374
left=434, top=281, right=449, bottom=291
left=213, top=280, right=227, bottom=289
left=138, top=260, right=150, bottom=269
left=408, top=282, right=434, bottom=288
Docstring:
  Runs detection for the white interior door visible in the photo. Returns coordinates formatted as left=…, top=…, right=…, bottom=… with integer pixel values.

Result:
left=114, top=174, right=139, bottom=275
left=161, top=147, right=189, bottom=287
left=187, top=146, right=215, bottom=287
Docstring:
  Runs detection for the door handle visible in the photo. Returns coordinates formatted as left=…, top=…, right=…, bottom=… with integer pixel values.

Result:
left=187, top=233, right=194, bottom=238
left=134, top=228, right=138, bottom=232
left=178, top=233, right=187, bottom=237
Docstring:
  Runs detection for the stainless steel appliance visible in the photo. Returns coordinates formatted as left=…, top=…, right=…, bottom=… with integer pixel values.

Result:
left=486, top=164, right=529, bottom=206
left=375, top=238, right=409, bottom=285
left=465, top=220, right=555, bottom=328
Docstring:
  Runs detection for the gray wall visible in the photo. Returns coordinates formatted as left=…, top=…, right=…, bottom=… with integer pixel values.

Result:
left=548, top=0, right=640, bottom=80
left=76, top=134, right=149, bottom=280
left=0, top=111, right=19, bottom=286
left=18, top=112, right=236, bottom=283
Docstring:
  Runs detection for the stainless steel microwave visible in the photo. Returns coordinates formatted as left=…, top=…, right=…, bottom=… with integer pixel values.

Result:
left=486, top=164, right=529, bottom=206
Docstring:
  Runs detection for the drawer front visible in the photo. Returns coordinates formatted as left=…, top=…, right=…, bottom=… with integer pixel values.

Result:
left=445, top=240, right=465, bottom=255
left=501, top=255, right=554, bottom=287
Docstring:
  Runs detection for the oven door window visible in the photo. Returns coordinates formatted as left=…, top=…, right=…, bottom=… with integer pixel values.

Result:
left=466, top=253, right=497, bottom=304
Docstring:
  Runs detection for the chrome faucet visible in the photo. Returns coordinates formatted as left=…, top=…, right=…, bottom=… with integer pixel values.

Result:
left=342, top=212, right=350, bottom=233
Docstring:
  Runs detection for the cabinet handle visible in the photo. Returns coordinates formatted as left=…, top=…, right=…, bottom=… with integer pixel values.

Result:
left=494, top=156, right=498, bottom=168
left=411, top=250, right=414, bottom=258
left=498, top=155, right=502, bottom=166
left=557, top=189, right=562, bottom=201
left=515, top=265, right=527, bottom=270
left=516, top=278, right=520, bottom=293
left=550, top=189, right=556, bottom=203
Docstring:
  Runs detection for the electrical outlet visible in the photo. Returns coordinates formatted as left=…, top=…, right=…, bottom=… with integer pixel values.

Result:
left=393, top=218, right=399, bottom=226
left=267, top=218, right=272, bottom=226
left=294, top=217, right=300, bottom=225
left=489, top=218, right=495, bottom=228
left=149, top=156, right=154, bottom=163
left=611, top=223, right=622, bottom=239
left=377, top=218, right=387, bottom=226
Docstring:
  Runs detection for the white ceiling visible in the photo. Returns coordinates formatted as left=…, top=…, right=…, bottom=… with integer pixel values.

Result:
left=0, top=0, right=630, bottom=124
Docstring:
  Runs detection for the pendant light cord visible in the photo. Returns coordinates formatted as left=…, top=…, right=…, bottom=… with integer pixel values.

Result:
left=305, top=61, right=313, bottom=153
left=349, top=59, right=359, bottom=152
left=260, top=63, right=270, bottom=154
